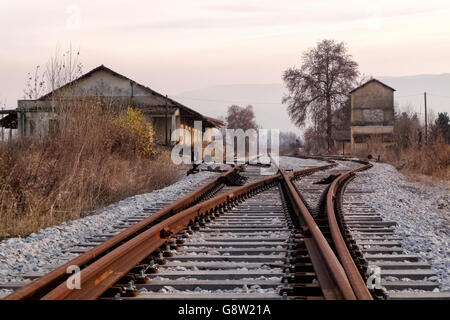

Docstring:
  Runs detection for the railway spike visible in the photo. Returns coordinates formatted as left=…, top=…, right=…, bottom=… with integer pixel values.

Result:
left=163, top=244, right=173, bottom=257
left=155, top=251, right=166, bottom=265
left=176, top=235, right=185, bottom=244
left=145, top=259, right=158, bottom=274
left=135, top=270, right=149, bottom=284
left=169, top=238, right=178, bottom=250
left=122, top=281, right=138, bottom=297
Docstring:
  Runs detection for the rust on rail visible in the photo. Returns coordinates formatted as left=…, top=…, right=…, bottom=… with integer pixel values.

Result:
left=326, top=162, right=374, bottom=300
left=41, top=174, right=282, bottom=299
left=5, top=159, right=373, bottom=300
left=5, top=166, right=238, bottom=300
left=279, top=168, right=357, bottom=300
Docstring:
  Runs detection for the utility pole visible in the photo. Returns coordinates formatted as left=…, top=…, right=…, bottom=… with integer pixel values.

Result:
left=165, top=95, right=168, bottom=146
left=424, top=92, right=428, bottom=144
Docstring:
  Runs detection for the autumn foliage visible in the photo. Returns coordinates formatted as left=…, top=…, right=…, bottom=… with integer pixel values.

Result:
left=0, top=101, right=179, bottom=239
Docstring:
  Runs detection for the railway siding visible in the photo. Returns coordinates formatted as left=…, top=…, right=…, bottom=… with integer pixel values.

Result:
left=1, top=156, right=448, bottom=300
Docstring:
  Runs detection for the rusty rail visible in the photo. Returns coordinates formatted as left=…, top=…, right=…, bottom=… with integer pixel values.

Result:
left=42, top=175, right=282, bottom=299
left=285, top=155, right=374, bottom=299
left=326, top=162, right=374, bottom=300
left=6, top=159, right=374, bottom=300
left=5, top=166, right=237, bottom=300
left=279, top=169, right=357, bottom=300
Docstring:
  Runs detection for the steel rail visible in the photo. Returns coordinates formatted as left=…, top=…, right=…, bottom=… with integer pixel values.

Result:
left=4, top=166, right=238, bottom=300
left=49, top=164, right=333, bottom=300
left=6, top=164, right=332, bottom=300
left=5, top=159, right=370, bottom=300
left=279, top=169, right=357, bottom=300
left=41, top=174, right=282, bottom=299
left=326, top=163, right=374, bottom=300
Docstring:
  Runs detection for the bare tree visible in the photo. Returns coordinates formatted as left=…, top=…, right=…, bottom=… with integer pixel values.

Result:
left=226, top=105, right=258, bottom=131
left=23, top=45, right=83, bottom=100
left=394, top=110, right=421, bottom=148
left=23, top=65, right=46, bottom=99
left=282, top=39, right=359, bottom=149
left=333, top=97, right=351, bottom=130
left=46, top=45, right=83, bottom=94
left=303, top=126, right=327, bottom=154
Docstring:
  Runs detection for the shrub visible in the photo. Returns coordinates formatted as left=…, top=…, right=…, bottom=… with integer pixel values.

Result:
left=0, top=99, right=181, bottom=239
left=114, top=107, right=156, bottom=157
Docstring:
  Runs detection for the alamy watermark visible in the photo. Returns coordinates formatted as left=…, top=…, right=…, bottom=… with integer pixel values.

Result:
left=66, top=265, right=81, bottom=290
left=66, top=5, right=81, bottom=30
left=170, top=121, right=280, bottom=175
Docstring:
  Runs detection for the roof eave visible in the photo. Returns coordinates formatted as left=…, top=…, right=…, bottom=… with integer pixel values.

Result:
left=350, top=79, right=396, bottom=94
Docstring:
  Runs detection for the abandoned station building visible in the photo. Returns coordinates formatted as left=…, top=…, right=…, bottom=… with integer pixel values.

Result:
left=8, top=65, right=224, bottom=145
left=333, top=79, right=395, bottom=153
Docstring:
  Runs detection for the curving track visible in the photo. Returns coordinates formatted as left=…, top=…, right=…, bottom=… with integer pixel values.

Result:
left=4, top=156, right=446, bottom=300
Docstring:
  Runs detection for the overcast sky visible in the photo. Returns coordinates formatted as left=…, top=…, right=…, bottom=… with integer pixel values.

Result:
left=1, top=0, right=449, bottom=112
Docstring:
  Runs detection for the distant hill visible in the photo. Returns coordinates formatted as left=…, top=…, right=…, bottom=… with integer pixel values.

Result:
left=174, top=74, right=450, bottom=135
left=173, top=83, right=297, bottom=132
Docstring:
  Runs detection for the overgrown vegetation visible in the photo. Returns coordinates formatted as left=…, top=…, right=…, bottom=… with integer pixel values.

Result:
left=354, top=111, right=450, bottom=181
left=0, top=101, right=180, bottom=239
left=114, top=107, right=156, bottom=157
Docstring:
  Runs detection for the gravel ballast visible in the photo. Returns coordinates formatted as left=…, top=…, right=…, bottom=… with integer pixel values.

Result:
left=349, top=163, right=449, bottom=291
left=0, top=171, right=218, bottom=297
left=278, top=156, right=327, bottom=170
left=1, top=158, right=448, bottom=298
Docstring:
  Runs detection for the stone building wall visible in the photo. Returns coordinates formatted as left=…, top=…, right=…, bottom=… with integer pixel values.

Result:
left=350, top=80, right=395, bottom=151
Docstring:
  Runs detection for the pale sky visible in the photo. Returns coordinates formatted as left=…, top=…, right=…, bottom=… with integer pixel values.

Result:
left=1, top=0, right=450, bottom=112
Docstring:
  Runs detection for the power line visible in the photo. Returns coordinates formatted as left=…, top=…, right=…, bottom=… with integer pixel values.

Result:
left=395, top=93, right=423, bottom=98
left=170, top=92, right=449, bottom=105
left=427, top=93, right=450, bottom=99
left=170, top=95, right=283, bottom=105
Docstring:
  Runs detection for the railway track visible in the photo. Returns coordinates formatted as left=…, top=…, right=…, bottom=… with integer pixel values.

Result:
left=3, top=156, right=447, bottom=300
left=340, top=171, right=449, bottom=300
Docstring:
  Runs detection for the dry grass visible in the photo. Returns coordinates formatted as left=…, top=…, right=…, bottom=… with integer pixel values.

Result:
left=354, top=137, right=450, bottom=183
left=0, top=99, right=181, bottom=239
left=386, top=143, right=450, bottom=183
